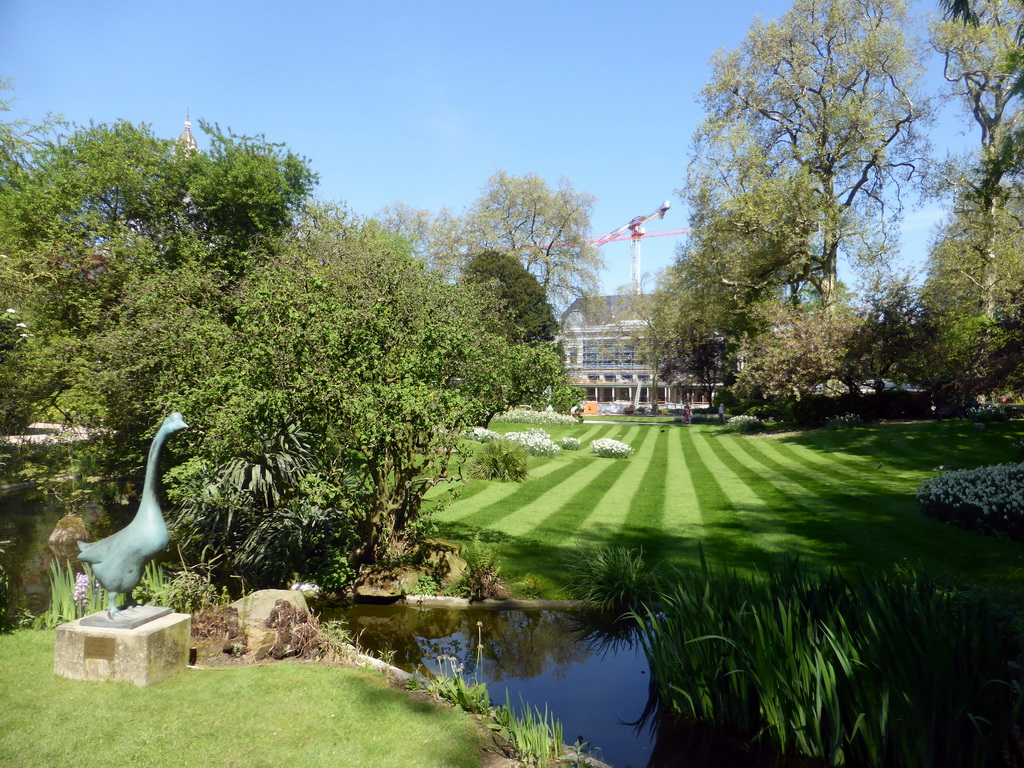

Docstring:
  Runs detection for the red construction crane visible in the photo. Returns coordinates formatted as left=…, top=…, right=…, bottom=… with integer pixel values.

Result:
left=592, top=201, right=677, bottom=289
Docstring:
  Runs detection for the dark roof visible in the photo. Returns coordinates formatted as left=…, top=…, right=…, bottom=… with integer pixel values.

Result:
left=561, top=295, right=638, bottom=326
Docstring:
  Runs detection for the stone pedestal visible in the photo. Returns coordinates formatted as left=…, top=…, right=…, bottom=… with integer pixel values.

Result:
left=54, top=611, right=191, bottom=687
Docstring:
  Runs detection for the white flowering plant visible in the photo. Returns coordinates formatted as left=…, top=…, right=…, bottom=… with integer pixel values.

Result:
left=825, top=413, right=862, bottom=431
left=591, top=438, right=633, bottom=458
left=466, top=426, right=501, bottom=443
left=966, top=405, right=1009, bottom=423
left=558, top=437, right=581, bottom=451
left=491, top=408, right=578, bottom=426
left=726, top=414, right=764, bottom=434
left=917, top=462, right=1024, bottom=541
left=504, top=429, right=561, bottom=457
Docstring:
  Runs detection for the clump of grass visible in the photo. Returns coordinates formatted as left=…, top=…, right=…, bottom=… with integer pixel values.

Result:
left=493, top=692, right=564, bottom=768
left=34, top=560, right=117, bottom=628
left=564, top=544, right=660, bottom=614
left=470, top=440, right=529, bottom=482
left=634, top=555, right=1020, bottom=767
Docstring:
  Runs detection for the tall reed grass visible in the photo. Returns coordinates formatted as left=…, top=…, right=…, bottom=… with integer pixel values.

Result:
left=34, top=560, right=168, bottom=628
left=633, top=554, right=1021, bottom=767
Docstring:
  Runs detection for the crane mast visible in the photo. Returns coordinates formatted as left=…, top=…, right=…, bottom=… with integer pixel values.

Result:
left=595, top=201, right=671, bottom=290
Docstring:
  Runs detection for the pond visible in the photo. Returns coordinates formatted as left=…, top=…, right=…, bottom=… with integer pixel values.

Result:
left=3, top=488, right=775, bottom=768
left=335, top=603, right=785, bottom=768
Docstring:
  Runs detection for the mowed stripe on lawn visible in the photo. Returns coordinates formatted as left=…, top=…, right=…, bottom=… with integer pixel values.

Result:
left=437, top=420, right=1024, bottom=590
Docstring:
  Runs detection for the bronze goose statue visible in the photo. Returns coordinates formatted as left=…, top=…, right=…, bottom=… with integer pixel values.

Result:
left=77, top=412, right=188, bottom=618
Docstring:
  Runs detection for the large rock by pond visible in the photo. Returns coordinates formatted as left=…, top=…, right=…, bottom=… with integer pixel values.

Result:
left=419, top=537, right=467, bottom=583
left=230, top=589, right=308, bottom=624
left=48, top=512, right=89, bottom=562
left=355, top=538, right=469, bottom=601
left=356, top=565, right=432, bottom=600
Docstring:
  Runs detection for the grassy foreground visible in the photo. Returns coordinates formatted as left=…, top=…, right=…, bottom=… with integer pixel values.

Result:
left=0, top=631, right=484, bottom=768
left=437, top=420, right=1024, bottom=596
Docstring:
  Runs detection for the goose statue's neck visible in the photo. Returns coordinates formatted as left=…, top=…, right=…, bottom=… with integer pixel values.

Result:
left=140, top=424, right=171, bottom=507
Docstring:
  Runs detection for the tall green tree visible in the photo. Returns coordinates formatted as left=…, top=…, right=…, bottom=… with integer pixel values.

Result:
left=0, top=119, right=317, bottom=426
left=928, top=0, right=1024, bottom=319
left=379, top=170, right=601, bottom=312
left=461, top=249, right=558, bottom=343
left=680, top=0, right=929, bottom=312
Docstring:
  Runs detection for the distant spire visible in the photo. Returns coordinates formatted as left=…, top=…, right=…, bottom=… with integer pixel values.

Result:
left=177, top=109, right=197, bottom=153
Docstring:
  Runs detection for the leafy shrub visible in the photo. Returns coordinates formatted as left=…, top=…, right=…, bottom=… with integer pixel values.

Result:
left=565, top=545, right=660, bottom=613
left=693, top=412, right=722, bottom=423
left=503, top=429, right=561, bottom=457
left=825, top=412, right=862, bottom=430
left=163, top=568, right=229, bottom=613
left=453, top=537, right=508, bottom=601
left=470, top=439, right=529, bottom=482
left=725, top=414, right=763, bottom=434
left=636, top=558, right=1019, bottom=767
left=0, top=539, right=12, bottom=633
left=167, top=428, right=358, bottom=588
left=557, top=436, right=581, bottom=451
left=590, top=438, right=633, bottom=458
left=917, top=462, right=1024, bottom=541
left=491, top=408, right=577, bottom=426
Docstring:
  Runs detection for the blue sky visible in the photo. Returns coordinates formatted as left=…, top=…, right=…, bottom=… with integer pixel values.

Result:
left=1, top=1, right=976, bottom=294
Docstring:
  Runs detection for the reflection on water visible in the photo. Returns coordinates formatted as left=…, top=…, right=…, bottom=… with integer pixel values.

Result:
left=0, top=486, right=133, bottom=613
left=335, top=604, right=654, bottom=768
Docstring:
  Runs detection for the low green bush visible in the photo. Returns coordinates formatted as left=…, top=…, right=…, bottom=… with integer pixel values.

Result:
left=635, top=557, right=1019, bottom=767
left=452, top=537, right=508, bottom=601
left=917, top=462, right=1024, bottom=541
left=469, top=440, right=529, bottom=482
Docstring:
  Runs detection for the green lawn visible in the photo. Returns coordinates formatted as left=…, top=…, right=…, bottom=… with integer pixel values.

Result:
left=437, top=420, right=1024, bottom=596
left=0, top=631, right=485, bottom=768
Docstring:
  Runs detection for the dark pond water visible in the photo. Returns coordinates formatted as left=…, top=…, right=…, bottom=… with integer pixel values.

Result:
left=0, top=486, right=132, bottom=613
left=334, top=603, right=656, bottom=768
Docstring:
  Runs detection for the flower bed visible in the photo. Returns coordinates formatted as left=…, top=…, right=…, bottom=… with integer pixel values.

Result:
left=491, top=408, right=577, bottom=426
left=504, top=429, right=561, bottom=457
left=466, top=427, right=501, bottom=443
left=917, top=462, right=1024, bottom=540
left=726, top=414, right=763, bottom=434
left=590, top=438, right=633, bottom=458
